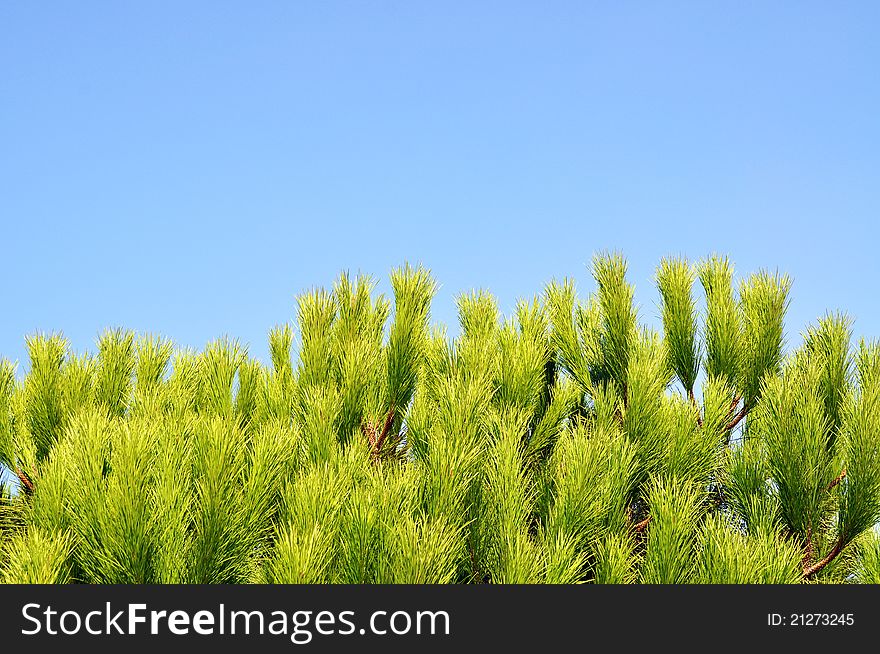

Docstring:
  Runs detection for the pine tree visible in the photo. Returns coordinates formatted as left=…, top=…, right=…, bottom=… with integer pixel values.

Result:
left=1, top=255, right=879, bottom=584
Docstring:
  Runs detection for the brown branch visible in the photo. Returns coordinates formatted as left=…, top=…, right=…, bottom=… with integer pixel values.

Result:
left=15, top=468, right=34, bottom=495
left=725, top=404, right=748, bottom=432
left=801, top=526, right=814, bottom=571
left=803, top=538, right=845, bottom=578
left=373, top=408, right=396, bottom=452
left=827, top=468, right=847, bottom=491
left=365, top=408, right=396, bottom=459
left=633, top=515, right=651, bottom=533
left=729, top=394, right=742, bottom=413
left=360, top=422, right=377, bottom=449
left=688, top=388, right=703, bottom=428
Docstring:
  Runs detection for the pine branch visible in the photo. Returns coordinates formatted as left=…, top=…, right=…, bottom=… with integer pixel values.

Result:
left=688, top=388, right=703, bottom=428
left=633, top=515, right=651, bottom=532
left=827, top=468, right=847, bottom=491
left=16, top=468, right=34, bottom=495
left=364, top=408, right=397, bottom=459
left=801, top=526, right=814, bottom=571
left=725, top=403, right=748, bottom=432
left=803, top=538, right=845, bottom=578
left=360, top=422, right=376, bottom=449
left=728, top=394, right=742, bottom=414
left=373, top=408, right=396, bottom=454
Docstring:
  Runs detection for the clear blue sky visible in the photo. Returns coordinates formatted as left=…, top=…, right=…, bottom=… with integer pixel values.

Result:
left=2, top=2, right=878, bottom=370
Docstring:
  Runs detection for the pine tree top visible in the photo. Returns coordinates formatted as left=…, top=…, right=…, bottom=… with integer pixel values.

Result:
left=2, top=254, right=879, bottom=584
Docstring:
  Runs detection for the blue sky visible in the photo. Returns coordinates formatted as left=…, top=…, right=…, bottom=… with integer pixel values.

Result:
left=1, top=2, right=878, bottom=370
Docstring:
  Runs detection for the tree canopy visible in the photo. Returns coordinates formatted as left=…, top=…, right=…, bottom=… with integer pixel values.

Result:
left=2, top=254, right=879, bottom=584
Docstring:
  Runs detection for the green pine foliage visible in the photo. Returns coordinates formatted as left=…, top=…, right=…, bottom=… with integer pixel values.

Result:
left=1, top=256, right=879, bottom=584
